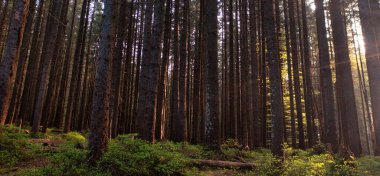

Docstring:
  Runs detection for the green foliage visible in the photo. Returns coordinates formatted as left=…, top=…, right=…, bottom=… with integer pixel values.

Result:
left=221, top=138, right=241, bottom=149
left=356, top=156, right=380, bottom=176
left=1, top=126, right=379, bottom=176
left=248, top=149, right=282, bottom=176
left=283, top=146, right=359, bottom=176
left=0, top=126, right=40, bottom=169
left=99, top=134, right=193, bottom=176
left=30, top=132, right=47, bottom=139
left=61, top=132, right=87, bottom=144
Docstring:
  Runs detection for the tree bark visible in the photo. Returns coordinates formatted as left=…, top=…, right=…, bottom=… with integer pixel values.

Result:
left=329, top=0, right=361, bottom=156
left=314, top=0, right=338, bottom=153
left=88, top=0, right=115, bottom=164
left=204, top=0, right=220, bottom=149
left=263, top=0, right=284, bottom=156
left=32, top=0, right=62, bottom=133
left=0, top=0, right=30, bottom=125
left=358, top=0, right=380, bottom=155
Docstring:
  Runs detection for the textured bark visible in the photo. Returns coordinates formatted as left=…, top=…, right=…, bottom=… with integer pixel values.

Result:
left=32, top=0, right=62, bottom=133
left=0, top=0, right=30, bottom=125
left=329, top=0, right=361, bottom=156
left=41, top=0, right=70, bottom=132
left=170, top=0, right=180, bottom=141
left=148, top=0, right=165, bottom=140
left=314, top=0, right=338, bottom=152
left=156, top=0, right=172, bottom=141
left=192, top=0, right=204, bottom=144
left=358, top=0, right=380, bottom=155
left=177, top=0, right=189, bottom=142
left=136, top=0, right=160, bottom=142
left=228, top=0, right=236, bottom=140
left=18, top=0, right=45, bottom=126
left=239, top=0, right=250, bottom=148
left=132, top=2, right=145, bottom=134
left=204, top=0, right=220, bottom=149
left=249, top=0, right=261, bottom=149
left=6, top=0, right=37, bottom=124
left=300, top=0, right=315, bottom=147
left=260, top=16, right=267, bottom=147
left=235, top=0, right=242, bottom=143
left=263, top=0, right=284, bottom=156
left=121, top=1, right=135, bottom=134
left=283, top=0, right=297, bottom=148
left=55, top=0, right=77, bottom=130
left=288, top=0, right=305, bottom=149
left=0, top=0, right=10, bottom=58
left=88, top=0, right=115, bottom=164
left=65, top=0, right=89, bottom=132
left=111, top=1, right=127, bottom=137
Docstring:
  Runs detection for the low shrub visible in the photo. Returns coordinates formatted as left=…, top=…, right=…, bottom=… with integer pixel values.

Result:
left=99, top=134, right=192, bottom=176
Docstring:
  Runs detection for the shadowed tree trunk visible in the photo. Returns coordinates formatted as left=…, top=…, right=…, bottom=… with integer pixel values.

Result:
left=88, top=0, right=116, bottom=164
left=177, top=0, right=189, bottom=142
left=32, top=0, right=62, bottom=133
left=204, top=0, right=220, bottom=149
left=262, top=0, right=284, bottom=156
left=0, top=0, right=30, bottom=125
left=170, top=0, right=180, bottom=141
left=329, top=0, right=361, bottom=156
left=358, top=0, right=380, bottom=155
left=314, top=0, right=338, bottom=153
left=156, top=0, right=172, bottom=141
left=136, top=0, right=163, bottom=142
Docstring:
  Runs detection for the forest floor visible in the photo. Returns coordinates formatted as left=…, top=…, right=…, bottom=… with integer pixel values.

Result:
left=1, top=125, right=380, bottom=176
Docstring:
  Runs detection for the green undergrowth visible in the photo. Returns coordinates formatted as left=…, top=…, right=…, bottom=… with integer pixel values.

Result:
left=1, top=125, right=380, bottom=176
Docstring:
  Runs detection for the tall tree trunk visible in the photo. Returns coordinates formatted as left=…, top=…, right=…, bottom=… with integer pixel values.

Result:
left=18, top=0, right=45, bottom=127
left=300, top=0, right=315, bottom=147
left=228, top=0, right=236, bottom=140
left=314, top=0, right=338, bottom=153
left=204, top=0, right=220, bottom=149
left=156, top=0, right=172, bottom=141
left=263, top=0, right=284, bottom=156
left=170, top=0, right=180, bottom=141
left=110, top=0, right=127, bottom=137
left=88, top=0, right=115, bottom=164
left=283, top=0, right=297, bottom=148
left=329, top=0, right=361, bottom=156
left=41, top=0, right=70, bottom=132
left=239, top=0, right=251, bottom=148
left=249, top=0, right=261, bottom=149
left=177, top=0, right=189, bottom=142
left=288, top=0, right=305, bottom=149
left=0, top=0, right=30, bottom=125
left=358, top=0, right=380, bottom=155
left=6, top=0, right=37, bottom=124
left=32, top=0, right=62, bottom=133
left=65, top=0, right=89, bottom=132
left=136, top=0, right=162, bottom=142
left=192, top=0, right=203, bottom=144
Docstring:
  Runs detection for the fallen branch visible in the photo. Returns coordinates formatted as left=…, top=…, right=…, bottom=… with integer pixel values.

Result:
left=194, top=160, right=255, bottom=169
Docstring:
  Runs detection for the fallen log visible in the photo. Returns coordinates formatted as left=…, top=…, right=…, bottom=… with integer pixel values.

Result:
left=194, top=160, right=255, bottom=170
